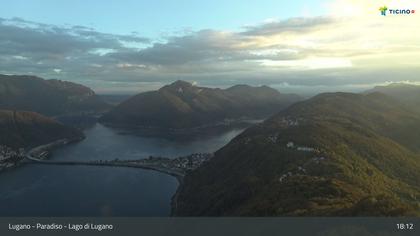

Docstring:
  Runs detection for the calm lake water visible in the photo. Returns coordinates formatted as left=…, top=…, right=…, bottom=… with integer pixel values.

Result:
left=0, top=123, right=244, bottom=216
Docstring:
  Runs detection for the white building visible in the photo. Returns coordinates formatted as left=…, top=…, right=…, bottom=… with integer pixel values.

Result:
left=286, top=142, right=294, bottom=148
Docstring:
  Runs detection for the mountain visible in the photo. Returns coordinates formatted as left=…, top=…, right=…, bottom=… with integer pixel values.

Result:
left=0, top=110, right=84, bottom=149
left=99, top=94, right=132, bottom=105
left=0, top=74, right=110, bottom=116
left=365, top=83, right=420, bottom=112
left=100, top=80, right=301, bottom=129
left=173, top=92, right=420, bottom=216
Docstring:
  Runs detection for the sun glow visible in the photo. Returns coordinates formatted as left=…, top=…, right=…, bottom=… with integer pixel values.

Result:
left=259, top=57, right=352, bottom=70
left=327, top=0, right=420, bottom=17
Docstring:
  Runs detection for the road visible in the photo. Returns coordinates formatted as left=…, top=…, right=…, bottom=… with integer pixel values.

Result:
left=24, top=154, right=185, bottom=182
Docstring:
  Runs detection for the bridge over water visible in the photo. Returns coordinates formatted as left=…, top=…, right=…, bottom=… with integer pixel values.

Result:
left=24, top=154, right=186, bottom=182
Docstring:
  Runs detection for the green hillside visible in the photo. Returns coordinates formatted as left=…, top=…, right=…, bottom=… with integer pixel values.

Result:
left=0, top=74, right=110, bottom=116
left=173, top=92, right=420, bottom=216
left=100, top=80, right=301, bottom=129
left=0, top=110, right=84, bottom=149
left=365, top=83, right=420, bottom=113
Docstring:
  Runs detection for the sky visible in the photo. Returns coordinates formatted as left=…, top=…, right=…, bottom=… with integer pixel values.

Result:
left=0, top=0, right=419, bottom=95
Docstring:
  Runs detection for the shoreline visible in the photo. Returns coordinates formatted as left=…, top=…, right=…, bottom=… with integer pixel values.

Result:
left=26, top=135, right=85, bottom=160
left=170, top=176, right=184, bottom=215
left=0, top=136, right=84, bottom=174
left=24, top=137, right=192, bottom=184
left=0, top=161, right=23, bottom=173
left=26, top=138, right=81, bottom=160
left=3, top=129, right=207, bottom=217
left=26, top=158, right=186, bottom=183
left=99, top=118, right=262, bottom=133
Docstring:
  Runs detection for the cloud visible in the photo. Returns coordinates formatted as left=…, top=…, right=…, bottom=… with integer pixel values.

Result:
left=241, top=17, right=336, bottom=36
left=0, top=0, right=419, bottom=95
left=109, top=28, right=307, bottom=67
left=0, top=18, right=148, bottom=60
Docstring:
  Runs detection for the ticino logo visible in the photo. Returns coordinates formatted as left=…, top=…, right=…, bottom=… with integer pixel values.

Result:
left=379, top=5, right=416, bottom=16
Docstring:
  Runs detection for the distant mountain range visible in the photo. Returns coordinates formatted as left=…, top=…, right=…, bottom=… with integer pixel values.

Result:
left=0, top=74, right=110, bottom=116
left=365, top=83, right=420, bottom=112
left=3, top=73, right=420, bottom=216
left=100, top=80, right=302, bottom=129
left=173, top=87, right=420, bottom=216
left=0, top=110, right=84, bottom=149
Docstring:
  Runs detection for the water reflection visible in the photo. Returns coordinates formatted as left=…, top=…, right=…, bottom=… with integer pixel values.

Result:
left=0, top=123, right=246, bottom=216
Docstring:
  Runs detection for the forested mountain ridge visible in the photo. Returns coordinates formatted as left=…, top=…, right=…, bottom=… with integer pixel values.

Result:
left=100, top=80, right=301, bottom=129
left=0, top=74, right=110, bottom=116
left=173, top=92, right=420, bottom=216
left=0, top=110, right=84, bottom=149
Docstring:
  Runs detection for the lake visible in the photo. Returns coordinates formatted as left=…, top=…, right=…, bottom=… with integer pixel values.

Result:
left=0, top=123, right=244, bottom=216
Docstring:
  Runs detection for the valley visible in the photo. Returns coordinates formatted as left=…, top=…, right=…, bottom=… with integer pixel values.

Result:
left=1, top=75, right=420, bottom=217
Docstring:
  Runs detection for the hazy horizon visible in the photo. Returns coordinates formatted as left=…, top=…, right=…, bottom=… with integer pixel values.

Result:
left=2, top=1, right=420, bottom=222
left=1, top=0, right=419, bottom=95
